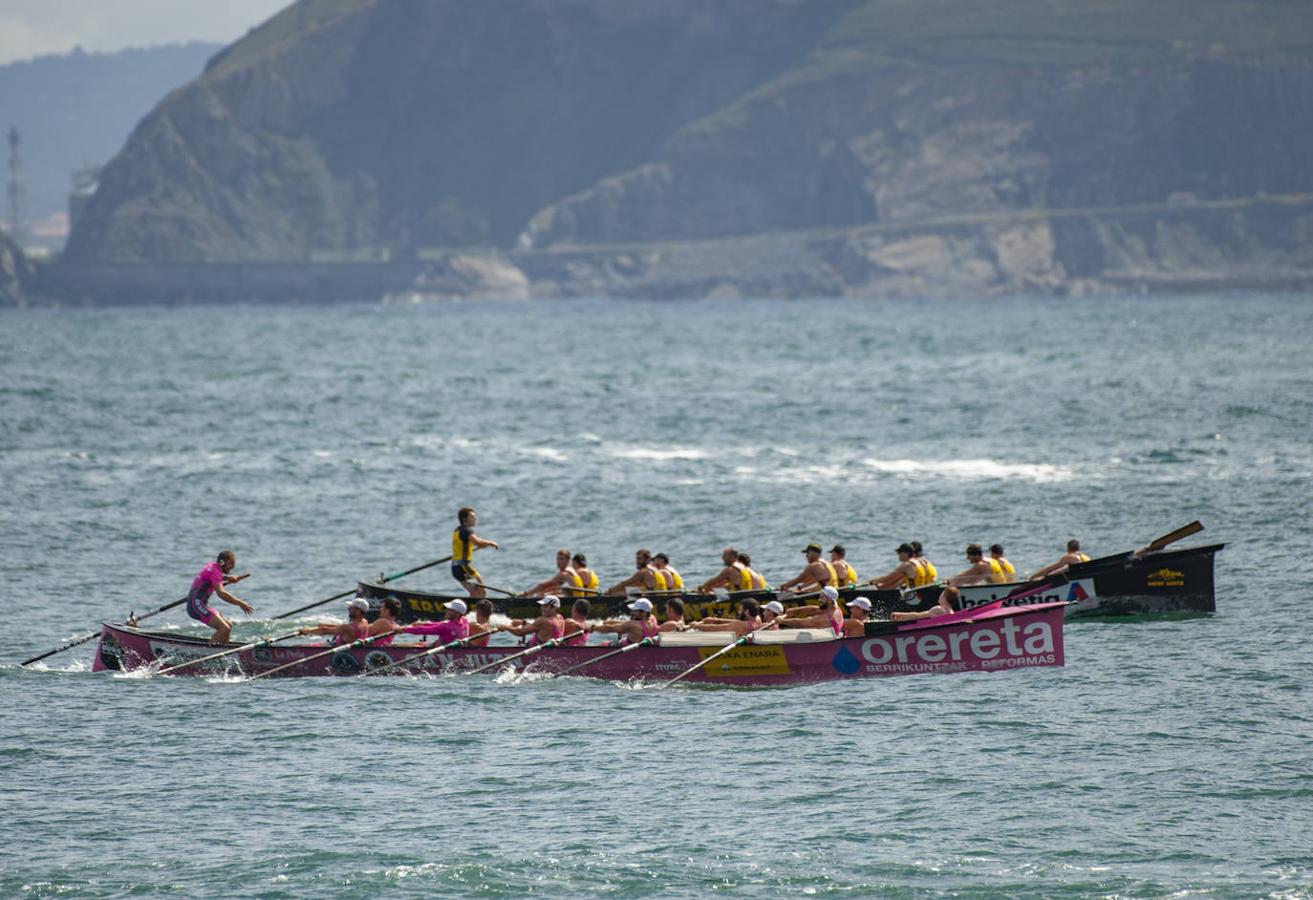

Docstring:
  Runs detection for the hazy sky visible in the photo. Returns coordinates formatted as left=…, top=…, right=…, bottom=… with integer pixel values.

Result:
left=0, top=0, right=292, bottom=65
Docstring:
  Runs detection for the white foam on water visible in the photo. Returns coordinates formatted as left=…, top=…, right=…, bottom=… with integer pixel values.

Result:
left=861, top=457, right=1073, bottom=482
left=519, top=446, right=568, bottom=462
left=609, top=445, right=710, bottom=461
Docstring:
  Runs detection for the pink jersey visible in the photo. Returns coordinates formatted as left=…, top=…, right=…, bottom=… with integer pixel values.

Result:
left=830, top=608, right=844, bottom=637
left=190, top=562, right=224, bottom=601
left=564, top=618, right=589, bottom=647
left=529, top=615, right=566, bottom=647
left=403, top=617, right=470, bottom=643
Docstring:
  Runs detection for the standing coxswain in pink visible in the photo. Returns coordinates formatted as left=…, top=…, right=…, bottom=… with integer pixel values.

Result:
left=186, top=549, right=253, bottom=644
left=399, top=599, right=471, bottom=645
left=499, top=595, right=566, bottom=645
left=299, top=597, right=372, bottom=645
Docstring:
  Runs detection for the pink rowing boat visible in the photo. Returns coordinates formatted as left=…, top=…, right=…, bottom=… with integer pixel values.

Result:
left=92, top=602, right=1066, bottom=686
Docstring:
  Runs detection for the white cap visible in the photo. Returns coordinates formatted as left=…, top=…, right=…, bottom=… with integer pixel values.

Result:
left=849, top=597, right=872, bottom=611
left=347, top=598, right=370, bottom=612
left=538, top=595, right=561, bottom=607
left=763, top=600, right=785, bottom=615
left=821, top=586, right=840, bottom=601
left=628, top=598, right=653, bottom=613
left=443, top=599, right=468, bottom=615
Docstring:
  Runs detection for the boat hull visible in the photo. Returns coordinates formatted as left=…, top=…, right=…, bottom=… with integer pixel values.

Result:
left=92, top=603, right=1066, bottom=686
left=912, top=542, right=1225, bottom=617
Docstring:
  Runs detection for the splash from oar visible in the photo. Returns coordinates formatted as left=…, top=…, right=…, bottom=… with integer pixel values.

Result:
left=156, top=629, right=304, bottom=676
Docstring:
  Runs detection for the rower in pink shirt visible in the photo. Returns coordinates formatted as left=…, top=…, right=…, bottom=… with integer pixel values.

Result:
left=500, top=595, right=566, bottom=645
left=592, top=598, right=660, bottom=645
left=400, top=599, right=471, bottom=644
left=300, top=598, right=374, bottom=645
left=563, top=599, right=591, bottom=647
left=778, top=586, right=845, bottom=635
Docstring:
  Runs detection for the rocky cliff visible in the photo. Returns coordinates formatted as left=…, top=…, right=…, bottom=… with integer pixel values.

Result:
left=1, top=229, right=34, bottom=307
left=62, top=0, right=1313, bottom=298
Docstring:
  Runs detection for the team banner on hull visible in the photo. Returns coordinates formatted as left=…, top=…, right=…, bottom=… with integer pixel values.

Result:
left=853, top=609, right=1065, bottom=677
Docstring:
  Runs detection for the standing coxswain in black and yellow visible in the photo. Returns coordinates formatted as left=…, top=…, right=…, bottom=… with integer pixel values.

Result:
left=651, top=553, right=684, bottom=593
left=777, top=543, right=840, bottom=594
left=452, top=506, right=499, bottom=598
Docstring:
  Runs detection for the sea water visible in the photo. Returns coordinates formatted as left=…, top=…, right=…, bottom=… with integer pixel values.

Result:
left=1, top=295, right=1310, bottom=897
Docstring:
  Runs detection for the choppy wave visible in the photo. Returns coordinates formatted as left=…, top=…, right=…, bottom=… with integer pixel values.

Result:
left=861, top=457, right=1074, bottom=482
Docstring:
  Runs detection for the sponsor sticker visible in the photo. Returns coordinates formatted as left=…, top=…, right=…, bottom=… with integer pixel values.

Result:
left=698, top=645, right=790, bottom=677
left=1147, top=568, right=1185, bottom=588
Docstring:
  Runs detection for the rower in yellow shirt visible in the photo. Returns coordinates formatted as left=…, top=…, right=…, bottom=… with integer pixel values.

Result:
left=778, top=543, right=840, bottom=594
left=989, top=544, right=1017, bottom=582
left=571, top=553, right=600, bottom=594
left=829, top=545, right=859, bottom=587
left=1030, top=539, right=1092, bottom=580
left=652, top=553, right=684, bottom=592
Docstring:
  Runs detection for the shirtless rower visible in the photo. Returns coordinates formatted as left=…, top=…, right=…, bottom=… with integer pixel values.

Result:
left=399, top=598, right=470, bottom=644
left=524, top=549, right=585, bottom=598
left=830, top=545, right=860, bottom=588
left=564, top=599, right=591, bottom=646
left=1030, top=539, right=1092, bottom=580
left=451, top=507, right=499, bottom=599
left=571, top=554, right=600, bottom=595
left=369, top=598, right=403, bottom=641
left=868, top=543, right=922, bottom=590
left=778, top=586, right=845, bottom=636
left=468, top=599, right=494, bottom=647
left=891, top=586, right=961, bottom=622
left=605, top=549, right=661, bottom=597
left=736, top=553, right=770, bottom=590
left=652, top=553, right=685, bottom=593
left=696, top=547, right=752, bottom=593
left=843, top=597, right=873, bottom=637
left=299, top=597, right=372, bottom=645
left=690, top=598, right=763, bottom=637
left=499, top=595, right=566, bottom=645
left=186, top=549, right=253, bottom=644
left=948, top=544, right=1001, bottom=586
left=659, top=598, right=689, bottom=633
left=778, top=543, right=840, bottom=594
left=989, top=544, right=1017, bottom=581
left=591, top=597, right=660, bottom=644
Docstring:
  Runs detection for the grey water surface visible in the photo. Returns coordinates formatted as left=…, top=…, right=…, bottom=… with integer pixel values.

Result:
left=1, top=295, right=1310, bottom=897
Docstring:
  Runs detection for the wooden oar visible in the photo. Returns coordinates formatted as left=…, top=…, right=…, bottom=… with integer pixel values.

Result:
left=549, top=637, right=654, bottom=679
left=1135, top=521, right=1204, bottom=556
left=271, top=556, right=450, bottom=619
left=20, top=594, right=191, bottom=667
left=247, top=631, right=394, bottom=680
left=660, top=621, right=779, bottom=689
left=362, top=634, right=471, bottom=676
left=156, top=629, right=303, bottom=676
left=466, top=637, right=565, bottom=676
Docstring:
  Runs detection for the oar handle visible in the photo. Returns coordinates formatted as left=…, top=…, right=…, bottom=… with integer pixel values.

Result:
left=272, top=557, right=452, bottom=619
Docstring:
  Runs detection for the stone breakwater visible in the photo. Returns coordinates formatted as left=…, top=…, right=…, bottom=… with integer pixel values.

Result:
left=33, top=194, right=1313, bottom=304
